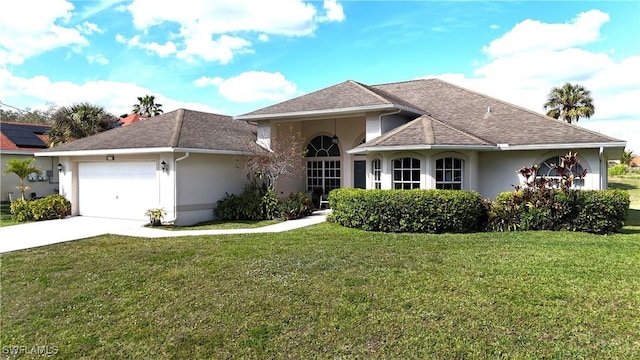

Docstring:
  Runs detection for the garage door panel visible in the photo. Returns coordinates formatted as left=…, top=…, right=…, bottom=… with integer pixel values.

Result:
left=78, top=162, right=158, bottom=220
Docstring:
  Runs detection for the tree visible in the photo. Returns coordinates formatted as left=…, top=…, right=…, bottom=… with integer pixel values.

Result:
left=47, top=103, right=119, bottom=145
left=0, top=106, right=55, bottom=125
left=621, top=149, right=634, bottom=166
left=3, top=158, right=41, bottom=200
left=131, top=95, right=163, bottom=117
left=243, top=124, right=307, bottom=192
left=544, top=82, right=595, bottom=124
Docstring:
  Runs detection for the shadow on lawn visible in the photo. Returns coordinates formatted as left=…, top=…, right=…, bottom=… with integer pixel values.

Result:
left=622, top=208, right=640, bottom=234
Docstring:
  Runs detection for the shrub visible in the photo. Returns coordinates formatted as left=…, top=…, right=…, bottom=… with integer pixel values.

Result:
left=214, top=182, right=281, bottom=221
left=10, top=199, right=33, bottom=222
left=328, top=189, right=486, bottom=233
left=10, top=195, right=71, bottom=222
left=608, top=164, right=628, bottom=176
left=145, top=208, right=166, bottom=226
left=486, top=189, right=629, bottom=234
left=280, top=192, right=312, bottom=220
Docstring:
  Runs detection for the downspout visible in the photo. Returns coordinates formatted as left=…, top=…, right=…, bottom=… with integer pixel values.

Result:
left=170, top=152, right=190, bottom=223
left=599, top=146, right=604, bottom=189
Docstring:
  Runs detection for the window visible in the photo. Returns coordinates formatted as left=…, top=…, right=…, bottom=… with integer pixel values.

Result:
left=435, top=157, right=463, bottom=190
left=393, top=157, right=420, bottom=189
left=372, top=159, right=381, bottom=189
left=306, top=136, right=341, bottom=194
left=537, top=156, right=585, bottom=187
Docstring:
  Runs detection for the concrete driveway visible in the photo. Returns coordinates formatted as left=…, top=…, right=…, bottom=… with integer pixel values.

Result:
left=0, top=217, right=147, bottom=253
left=0, top=211, right=330, bottom=254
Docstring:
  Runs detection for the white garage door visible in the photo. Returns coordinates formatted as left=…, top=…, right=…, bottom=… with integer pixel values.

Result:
left=78, top=162, right=158, bottom=220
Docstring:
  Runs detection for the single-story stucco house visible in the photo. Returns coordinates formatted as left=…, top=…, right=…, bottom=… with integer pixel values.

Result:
left=1, top=122, right=60, bottom=201
left=37, top=78, right=625, bottom=225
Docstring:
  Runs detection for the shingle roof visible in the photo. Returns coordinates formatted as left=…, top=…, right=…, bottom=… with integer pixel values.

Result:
left=364, top=115, right=492, bottom=148
left=239, top=80, right=420, bottom=117
left=0, top=122, right=50, bottom=151
left=43, top=109, right=260, bottom=153
left=238, top=78, right=623, bottom=149
left=371, top=79, right=621, bottom=147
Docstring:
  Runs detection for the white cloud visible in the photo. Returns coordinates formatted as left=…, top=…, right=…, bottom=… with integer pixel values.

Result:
left=211, top=71, right=298, bottom=102
left=194, top=76, right=223, bottom=87
left=0, top=0, right=87, bottom=65
left=489, top=24, right=499, bottom=30
left=483, top=9, right=609, bottom=58
left=122, top=0, right=343, bottom=63
left=87, top=53, right=109, bottom=65
left=318, top=0, right=346, bottom=23
left=0, top=69, right=221, bottom=116
left=422, top=10, right=640, bottom=153
left=76, top=21, right=104, bottom=35
left=116, top=34, right=177, bottom=58
left=177, top=34, right=252, bottom=64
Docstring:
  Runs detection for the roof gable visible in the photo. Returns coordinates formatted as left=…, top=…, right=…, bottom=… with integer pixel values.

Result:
left=238, top=80, right=414, bottom=118
left=360, top=115, right=491, bottom=149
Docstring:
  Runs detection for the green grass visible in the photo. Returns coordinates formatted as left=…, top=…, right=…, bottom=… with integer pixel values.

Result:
left=0, top=202, right=16, bottom=227
left=609, top=175, right=640, bottom=232
left=609, top=174, right=640, bottom=209
left=2, top=225, right=640, bottom=359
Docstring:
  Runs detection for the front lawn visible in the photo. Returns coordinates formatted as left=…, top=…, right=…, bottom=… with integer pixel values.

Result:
left=2, top=225, right=639, bottom=358
left=0, top=202, right=16, bottom=227
left=609, top=175, right=640, bottom=232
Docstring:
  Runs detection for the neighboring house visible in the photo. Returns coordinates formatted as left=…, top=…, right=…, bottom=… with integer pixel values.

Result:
left=630, top=156, right=640, bottom=168
left=118, top=113, right=144, bottom=127
left=1, top=122, right=59, bottom=201
left=37, top=109, right=261, bottom=225
left=36, top=78, right=625, bottom=225
left=235, top=79, right=625, bottom=200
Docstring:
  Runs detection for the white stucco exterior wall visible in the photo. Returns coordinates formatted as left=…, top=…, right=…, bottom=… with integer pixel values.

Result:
left=175, top=153, right=247, bottom=226
left=477, top=149, right=603, bottom=200
left=1, top=153, right=60, bottom=201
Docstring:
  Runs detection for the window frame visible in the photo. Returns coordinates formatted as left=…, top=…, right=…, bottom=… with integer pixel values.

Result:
left=435, top=157, right=464, bottom=190
left=392, top=157, right=421, bottom=190
left=305, top=135, right=341, bottom=194
left=536, top=155, right=585, bottom=188
left=372, top=158, right=382, bottom=190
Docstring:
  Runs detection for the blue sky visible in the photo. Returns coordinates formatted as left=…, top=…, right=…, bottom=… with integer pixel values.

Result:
left=1, top=0, right=639, bottom=151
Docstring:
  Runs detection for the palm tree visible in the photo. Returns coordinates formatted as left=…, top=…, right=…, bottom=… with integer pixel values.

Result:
left=544, top=83, right=595, bottom=124
left=131, top=95, right=163, bottom=117
left=47, top=103, right=119, bottom=145
left=3, top=158, right=41, bottom=200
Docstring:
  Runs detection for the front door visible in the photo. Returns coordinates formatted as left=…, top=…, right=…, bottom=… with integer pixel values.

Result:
left=354, top=160, right=366, bottom=189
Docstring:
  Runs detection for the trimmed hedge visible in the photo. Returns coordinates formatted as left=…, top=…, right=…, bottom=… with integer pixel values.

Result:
left=486, top=189, right=629, bottom=234
left=10, top=194, right=71, bottom=222
left=328, top=188, right=486, bottom=233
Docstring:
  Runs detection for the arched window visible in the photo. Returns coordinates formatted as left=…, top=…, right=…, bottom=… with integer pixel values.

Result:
left=393, top=157, right=420, bottom=189
left=435, top=157, right=463, bottom=190
left=372, top=159, right=382, bottom=189
left=537, top=156, right=585, bottom=187
left=306, top=135, right=341, bottom=194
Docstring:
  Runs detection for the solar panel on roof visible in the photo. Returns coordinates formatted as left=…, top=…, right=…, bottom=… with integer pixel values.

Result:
left=0, top=123, right=49, bottom=148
